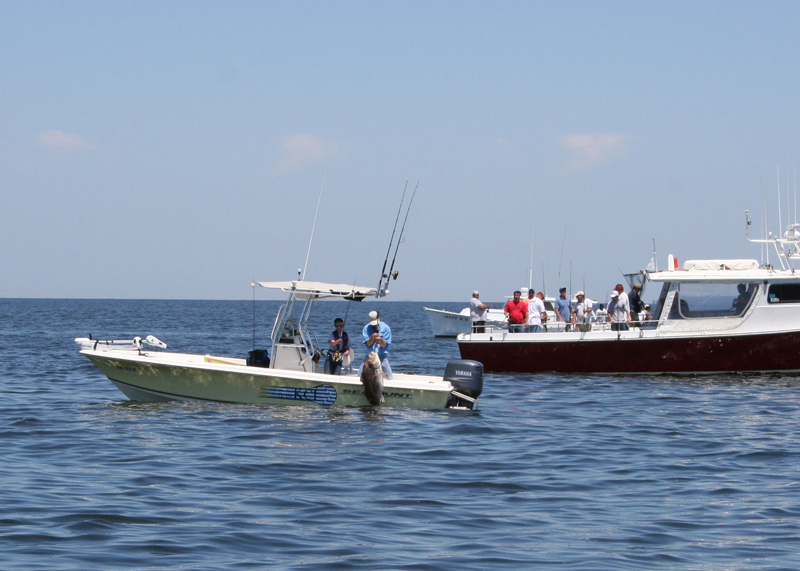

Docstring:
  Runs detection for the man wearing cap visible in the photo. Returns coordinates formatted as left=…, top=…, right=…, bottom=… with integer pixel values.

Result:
left=629, top=283, right=644, bottom=325
left=609, top=285, right=630, bottom=331
left=554, top=287, right=571, bottom=331
left=470, top=291, right=489, bottom=333
left=362, top=310, right=393, bottom=379
left=571, top=291, right=593, bottom=332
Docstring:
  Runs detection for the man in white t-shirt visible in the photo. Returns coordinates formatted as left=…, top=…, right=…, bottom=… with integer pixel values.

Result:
left=609, top=285, right=631, bottom=331
left=469, top=291, right=488, bottom=333
left=571, top=291, right=594, bottom=332
left=526, top=291, right=547, bottom=333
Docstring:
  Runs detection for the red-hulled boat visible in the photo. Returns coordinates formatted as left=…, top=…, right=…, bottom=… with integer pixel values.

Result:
left=458, top=214, right=800, bottom=374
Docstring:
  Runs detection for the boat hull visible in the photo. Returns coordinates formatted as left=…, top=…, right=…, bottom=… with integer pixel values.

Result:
left=458, top=330, right=800, bottom=375
left=423, top=307, right=507, bottom=337
left=83, top=350, right=455, bottom=409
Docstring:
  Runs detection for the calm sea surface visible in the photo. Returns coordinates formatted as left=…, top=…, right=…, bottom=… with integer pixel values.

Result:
left=3, top=298, right=800, bottom=570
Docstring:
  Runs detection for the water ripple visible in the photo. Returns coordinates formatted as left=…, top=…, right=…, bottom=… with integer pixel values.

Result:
left=3, top=299, right=800, bottom=569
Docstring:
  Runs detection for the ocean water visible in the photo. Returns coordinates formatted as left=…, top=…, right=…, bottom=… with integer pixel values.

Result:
left=3, top=298, right=800, bottom=570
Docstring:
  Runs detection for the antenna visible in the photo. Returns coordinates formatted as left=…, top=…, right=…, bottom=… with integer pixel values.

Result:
left=761, top=177, right=768, bottom=266
left=251, top=278, right=256, bottom=350
left=777, top=162, right=783, bottom=238
left=569, top=260, right=572, bottom=301
left=301, top=159, right=329, bottom=280
left=556, top=224, right=567, bottom=292
left=653, top=238, right=658, bottom=272
left=541, top=262, right=546, bottom=297
left=528, top=228, right=535, bottom=291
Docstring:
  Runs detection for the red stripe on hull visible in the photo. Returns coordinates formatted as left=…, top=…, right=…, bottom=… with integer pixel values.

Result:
left=458, top=331, right=800, bottom=374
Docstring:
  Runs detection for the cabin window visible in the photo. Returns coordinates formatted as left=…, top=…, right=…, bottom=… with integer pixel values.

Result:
left=667, top=282, right=757, bottom=319
left=767, top=283, right=800, bottom=303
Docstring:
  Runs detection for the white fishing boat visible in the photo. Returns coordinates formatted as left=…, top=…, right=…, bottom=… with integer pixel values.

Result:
left=77, top=281, right=483, bottom=409
left=424, top=291, right=560, bottom=337
left=422, top=306, right=507, bottom=337
left=457, top=213, right=800, bottom=375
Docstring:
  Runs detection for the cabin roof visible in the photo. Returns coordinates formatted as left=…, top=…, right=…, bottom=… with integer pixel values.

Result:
left=648, top=259, right=800, bottom=283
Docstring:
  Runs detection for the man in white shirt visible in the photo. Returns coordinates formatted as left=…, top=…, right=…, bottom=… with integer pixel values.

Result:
left=609, top=285, right=631, bottom=331
left=526, top=291, right=547, bottom=333
left=571, top=291, right=594, bottom=332
left=469, top=291, right=489, bottom=333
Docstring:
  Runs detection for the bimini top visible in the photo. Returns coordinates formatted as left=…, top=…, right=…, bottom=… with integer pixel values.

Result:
left=648, top=258, right=800, bottom=283
left=256, top=280, right=377, bottom=301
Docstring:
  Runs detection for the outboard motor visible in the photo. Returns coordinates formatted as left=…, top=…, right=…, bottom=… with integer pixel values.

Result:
left=443, top=359, right=484, bottom=409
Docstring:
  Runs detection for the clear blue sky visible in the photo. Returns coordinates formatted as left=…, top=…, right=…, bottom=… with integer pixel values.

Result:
left=2, top=1, right=799, bottom=303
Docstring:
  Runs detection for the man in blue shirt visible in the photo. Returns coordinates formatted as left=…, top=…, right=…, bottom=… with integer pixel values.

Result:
left=554, top=287, right=571, bottom=331
left=361, top=310, right=393, bottom=379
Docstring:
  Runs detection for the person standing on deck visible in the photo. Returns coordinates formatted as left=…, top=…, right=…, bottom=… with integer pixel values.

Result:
left=470, top=291, right=489, bottom=333
left=609, top=285, right=631, bottom=331
left=554, top=287, right=571, bottom=331
left=571, top=291, right=593, bottom=332
left=360, top=310, right=393, bottom=379
left=504, top=290, right=528, bottom=333
left=629, top=283, right=644, bottom=324
left=526, top=291, right=547, bottom=333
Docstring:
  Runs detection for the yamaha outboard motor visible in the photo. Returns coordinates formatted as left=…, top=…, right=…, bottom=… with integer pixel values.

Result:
left=443, top=359, right=484, bottom=409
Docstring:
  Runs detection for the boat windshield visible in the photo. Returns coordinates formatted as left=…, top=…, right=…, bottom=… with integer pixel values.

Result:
left=667, top=282, right=758, bottom=319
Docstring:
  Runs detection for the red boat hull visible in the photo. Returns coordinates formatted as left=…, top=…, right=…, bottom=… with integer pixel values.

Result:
left=458, top=331, right=800, bottom=374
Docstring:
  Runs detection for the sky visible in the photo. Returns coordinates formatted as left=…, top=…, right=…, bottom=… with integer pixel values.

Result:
left=2, top=1, right=800, bottom=304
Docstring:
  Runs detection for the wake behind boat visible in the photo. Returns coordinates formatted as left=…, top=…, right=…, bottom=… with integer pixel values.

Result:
left=458, top=214, right=800, bottom=375
left=77, top=281, right=483, bottom=409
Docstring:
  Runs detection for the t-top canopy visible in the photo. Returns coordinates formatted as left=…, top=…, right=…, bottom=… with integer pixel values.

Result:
left=256, top=280, right=377, bottom=301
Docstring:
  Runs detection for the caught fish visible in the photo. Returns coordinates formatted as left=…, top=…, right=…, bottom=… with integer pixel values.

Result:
left=360, top=351, right=385, bottom=405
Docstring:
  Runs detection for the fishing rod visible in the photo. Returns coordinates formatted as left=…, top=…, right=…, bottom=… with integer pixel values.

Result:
left=385, top=181, right=419, bottom=289
left=343, top=279, right=356, bottom=324
left=377, top=182, right=408, bottom=295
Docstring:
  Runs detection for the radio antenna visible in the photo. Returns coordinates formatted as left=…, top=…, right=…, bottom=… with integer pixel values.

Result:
left=301, top=159, right=329, bottom=281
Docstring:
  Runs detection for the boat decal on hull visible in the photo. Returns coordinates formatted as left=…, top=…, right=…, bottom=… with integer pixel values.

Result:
left=259, top=384, right=338, bottom=406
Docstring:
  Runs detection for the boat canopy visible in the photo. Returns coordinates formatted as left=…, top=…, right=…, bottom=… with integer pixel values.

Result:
left=256, top=280, right=377, bottom=301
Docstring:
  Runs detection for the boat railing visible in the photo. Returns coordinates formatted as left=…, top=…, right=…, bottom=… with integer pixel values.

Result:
left=472, top=319, right=660, bottom=334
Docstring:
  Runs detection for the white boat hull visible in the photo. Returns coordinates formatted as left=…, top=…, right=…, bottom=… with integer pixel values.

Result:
left=81, top=348, right=471, bottom=409
left=423, top=307, right=507, bottom=337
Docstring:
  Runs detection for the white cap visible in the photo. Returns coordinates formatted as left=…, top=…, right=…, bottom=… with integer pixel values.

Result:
left=473, top=291, right=479, bottom=295
left=575, top=290, right=585, bottom=297
left=369, top=310, right=380, bottom=326
left=610, top=290, right=620, bottom=298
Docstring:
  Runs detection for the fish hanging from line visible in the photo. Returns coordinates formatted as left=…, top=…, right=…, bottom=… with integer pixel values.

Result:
left=360, top=352, right=386, bottom=405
